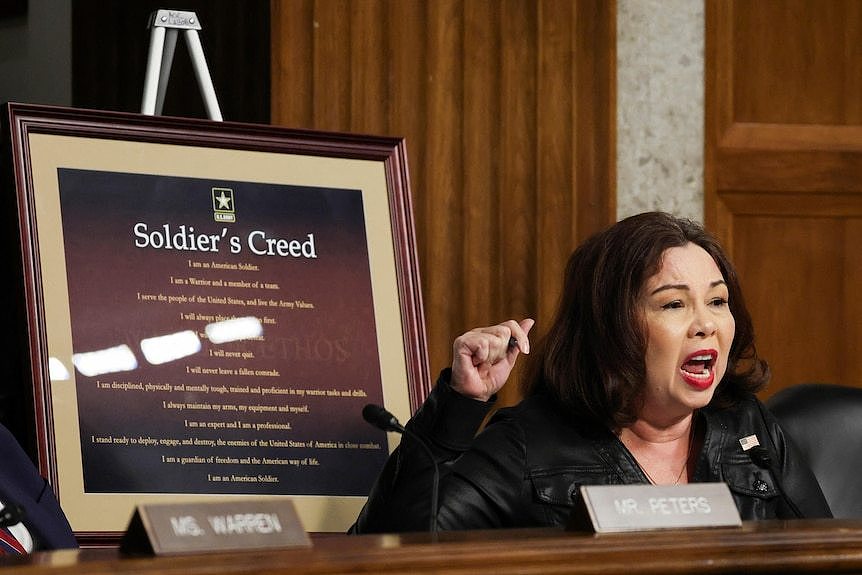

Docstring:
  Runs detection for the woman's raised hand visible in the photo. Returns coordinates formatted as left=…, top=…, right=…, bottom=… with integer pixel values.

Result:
left=450, top=318, right=535, bottom=401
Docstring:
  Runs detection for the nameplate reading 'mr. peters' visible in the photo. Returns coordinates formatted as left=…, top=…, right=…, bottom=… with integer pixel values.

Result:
left=571, top=482, right=742, bottom=533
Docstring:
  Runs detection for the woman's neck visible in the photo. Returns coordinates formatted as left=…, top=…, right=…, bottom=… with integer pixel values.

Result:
left=619, top=413, right=698, bottom=485
left=624, top=412, right=694, bottom=444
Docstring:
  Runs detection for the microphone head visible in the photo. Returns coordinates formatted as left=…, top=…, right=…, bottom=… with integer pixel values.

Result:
left=0, top=504, right=25, bottom=528
left=361, top=403, right=384, bottom=424
left=748, top=446, right=772, bottom=468
left=362, top=403, right=404, bottom=433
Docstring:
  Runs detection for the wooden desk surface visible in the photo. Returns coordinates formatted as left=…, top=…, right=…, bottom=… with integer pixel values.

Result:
left=5, top=519, right=862, bottom=574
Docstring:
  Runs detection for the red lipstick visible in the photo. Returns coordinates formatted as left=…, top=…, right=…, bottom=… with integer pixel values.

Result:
left=679, top=349, right=718, bottom=390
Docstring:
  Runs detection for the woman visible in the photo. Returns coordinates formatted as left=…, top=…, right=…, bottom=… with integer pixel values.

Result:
left=351, top=212, right=831, bottom=533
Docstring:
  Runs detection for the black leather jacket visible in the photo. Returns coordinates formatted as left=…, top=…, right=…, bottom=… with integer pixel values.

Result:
left=352, top=370, right=832, bottom=533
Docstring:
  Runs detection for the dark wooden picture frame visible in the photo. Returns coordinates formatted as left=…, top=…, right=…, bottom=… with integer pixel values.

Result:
left=0, top=103, right=429, bottom=544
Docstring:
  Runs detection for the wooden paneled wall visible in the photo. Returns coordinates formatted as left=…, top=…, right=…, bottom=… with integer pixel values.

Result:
left=706, top=0, right=862, bottom=395
left=270, top=0, right=616, bottom=403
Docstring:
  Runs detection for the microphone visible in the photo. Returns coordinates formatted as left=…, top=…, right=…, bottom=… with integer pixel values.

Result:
left=747, top=445, right=773, bottom=468
left=0, top=503, right=25, bottom=528
left=362, top=403, right=439, bottom=532
left=747, top=446, right=803, bottom=518
left=362, top=404, right=405, bottom=433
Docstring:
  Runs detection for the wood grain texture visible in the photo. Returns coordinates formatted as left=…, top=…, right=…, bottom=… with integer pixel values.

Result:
left=271, top=0, right=616, bottom=405
left=706, top=0, right=862, bottom=395
left=14, top=520, right=862, bottom=574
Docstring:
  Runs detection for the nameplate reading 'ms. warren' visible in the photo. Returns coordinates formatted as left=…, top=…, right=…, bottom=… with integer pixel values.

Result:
left=120, top=498, right=310, bottom=555
left=569, top=482, right=742, bottom=533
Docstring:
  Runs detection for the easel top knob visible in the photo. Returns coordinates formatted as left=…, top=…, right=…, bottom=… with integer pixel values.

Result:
left=148, top=9, right=202, bottom=31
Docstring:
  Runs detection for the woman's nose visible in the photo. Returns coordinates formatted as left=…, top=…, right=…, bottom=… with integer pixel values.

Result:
left=689, top=308, right=717, bottom=338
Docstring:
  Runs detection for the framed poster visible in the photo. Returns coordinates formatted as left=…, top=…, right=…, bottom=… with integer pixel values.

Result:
left=0, top=103, right=429, bottom=544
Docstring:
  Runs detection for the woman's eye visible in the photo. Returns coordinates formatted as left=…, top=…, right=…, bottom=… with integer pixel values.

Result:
left=710, top=297, right=729, bottom=307
left=661, top=300, right=684, bottom=310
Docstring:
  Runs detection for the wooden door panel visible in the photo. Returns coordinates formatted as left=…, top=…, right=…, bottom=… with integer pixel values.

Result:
left=733, top=215, right=859, bottom=389
left=707, top=0, right=862, bottom=395
left=731, top=1, right=862, bottom=124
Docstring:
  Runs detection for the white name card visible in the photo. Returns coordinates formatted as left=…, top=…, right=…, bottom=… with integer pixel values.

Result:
left=120, top=498, right=311, bottom=555
left=570, top=482, right=742, bottom=533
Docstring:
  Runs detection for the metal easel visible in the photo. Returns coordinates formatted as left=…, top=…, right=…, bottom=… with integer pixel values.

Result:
left=140, top=9, right=223, bottom=121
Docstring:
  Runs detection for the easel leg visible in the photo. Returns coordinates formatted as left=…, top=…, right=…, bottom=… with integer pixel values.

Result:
left=185, top=30, right=223, bottom=121
left=141, top=26, right=166, bottom=115
left=154, top=29, right=179, bottom=116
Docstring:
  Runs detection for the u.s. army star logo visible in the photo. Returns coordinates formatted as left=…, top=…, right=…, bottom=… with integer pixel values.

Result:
left=212, top=187, right=236, bottom=223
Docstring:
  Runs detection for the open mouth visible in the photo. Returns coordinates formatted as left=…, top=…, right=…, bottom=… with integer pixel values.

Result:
left=680, top=350, right=718, bottom=390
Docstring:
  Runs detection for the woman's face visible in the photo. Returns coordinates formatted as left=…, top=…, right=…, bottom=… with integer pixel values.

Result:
left=638, top=243, right=736, bottom=424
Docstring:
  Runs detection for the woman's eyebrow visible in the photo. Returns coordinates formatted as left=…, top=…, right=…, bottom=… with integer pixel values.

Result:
left=650, top=279, right=727, bottom=296
left=650, top=283, right=688, bottom=296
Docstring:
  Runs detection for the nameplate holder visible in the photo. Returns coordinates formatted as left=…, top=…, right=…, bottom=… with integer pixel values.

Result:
left=567, top=482, right=742, bottom=533
left=120, top=498, right=311, bottom=555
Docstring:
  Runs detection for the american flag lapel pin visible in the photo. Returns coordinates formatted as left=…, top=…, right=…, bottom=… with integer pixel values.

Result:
left=739, top=434, right=760, bottom=451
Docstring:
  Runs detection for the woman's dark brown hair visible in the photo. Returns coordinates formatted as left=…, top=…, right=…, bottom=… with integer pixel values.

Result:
left=524, top=211, right=769, bottom=429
